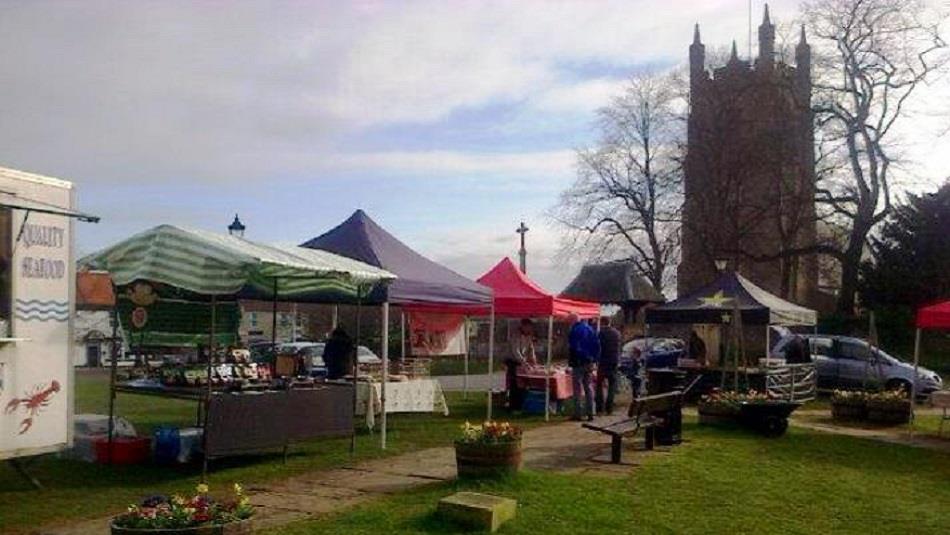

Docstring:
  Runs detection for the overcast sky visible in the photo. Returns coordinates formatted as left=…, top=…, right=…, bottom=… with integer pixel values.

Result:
left=1, top=0, right=947, bottom=294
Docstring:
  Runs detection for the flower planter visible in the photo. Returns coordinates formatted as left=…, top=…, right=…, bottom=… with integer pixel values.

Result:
left=455, top=440, right=523, bottom=479
left=831, top=400, right=867, bottom=422
left=111, top=518, right=252, bottom=535
left=866, top=399, right=911, bottom=425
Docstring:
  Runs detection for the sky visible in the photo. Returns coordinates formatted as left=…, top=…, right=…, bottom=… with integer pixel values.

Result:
left=1, top=0, right=947, bottom=295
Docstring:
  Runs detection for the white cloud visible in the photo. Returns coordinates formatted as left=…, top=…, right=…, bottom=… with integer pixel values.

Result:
left=328, top=150, right=575, bottom=179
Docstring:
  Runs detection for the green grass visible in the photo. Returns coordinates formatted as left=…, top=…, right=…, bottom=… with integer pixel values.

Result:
left=428, top=357, right=505, bottom=377
left=267, top=422, right=950, bottom=535
left=0, top=372, right=541, bottom=534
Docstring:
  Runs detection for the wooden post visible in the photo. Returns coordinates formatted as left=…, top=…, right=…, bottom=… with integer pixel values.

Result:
left=106, top=300, right=120, bottom=465
left=911, top=328, right=921, bottom=425
left=201, top=293, right=217, bottom=481
left=351, top=287, right=363, bottom=454
left=380, top=302, right=389, bottom=450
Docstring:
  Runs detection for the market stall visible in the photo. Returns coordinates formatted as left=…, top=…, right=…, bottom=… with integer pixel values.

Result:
left=344, top=377, right=450, bottom=428
left=646, top=271, right=818, bottom=400
left=912, top=300, right=950, bottom=420
left=302, top=210, right=492, bottom=447
left=477, top=257, right=600, bottom=420
left=0, top=166, right=98, bottom=487
left=79, top=224, right=395, bottom=474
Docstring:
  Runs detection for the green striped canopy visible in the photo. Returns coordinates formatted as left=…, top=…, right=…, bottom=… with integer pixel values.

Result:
left=79, top=224, right=396, bottom=300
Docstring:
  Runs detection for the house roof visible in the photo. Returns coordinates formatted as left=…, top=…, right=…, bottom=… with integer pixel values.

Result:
left=77, top=271, right=116, bottom=309
left=559, top=261, right=665, bottom=305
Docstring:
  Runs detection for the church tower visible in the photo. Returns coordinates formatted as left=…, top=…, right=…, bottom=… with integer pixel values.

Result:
left=679, top=5, right=819, bottom=306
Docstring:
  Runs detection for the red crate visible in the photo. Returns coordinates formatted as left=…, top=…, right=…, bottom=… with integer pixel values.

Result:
left=94, top=436, right=151, bottom=465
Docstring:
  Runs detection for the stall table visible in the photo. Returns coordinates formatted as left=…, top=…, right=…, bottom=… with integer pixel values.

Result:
left=343, top=378, right=450, bottom=429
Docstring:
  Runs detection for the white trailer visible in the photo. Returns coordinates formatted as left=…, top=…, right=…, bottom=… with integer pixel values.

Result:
left=0, top=166, right=97, bottom=464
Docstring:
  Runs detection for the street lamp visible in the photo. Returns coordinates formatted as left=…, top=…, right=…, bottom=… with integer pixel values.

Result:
left=228, top=214, right=245, bottom=238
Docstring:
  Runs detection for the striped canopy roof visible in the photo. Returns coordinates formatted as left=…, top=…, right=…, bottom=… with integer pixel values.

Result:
left=79, top=225, right=396, bottom=299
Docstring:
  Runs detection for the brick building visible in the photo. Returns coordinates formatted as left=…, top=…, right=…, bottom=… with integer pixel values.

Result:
left=679, top=6, right=819, bottom=307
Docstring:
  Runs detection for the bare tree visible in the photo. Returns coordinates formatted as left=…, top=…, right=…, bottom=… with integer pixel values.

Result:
left=553, top=72, right=684, bottom=295
left=805, top=0, right=948, bottom=314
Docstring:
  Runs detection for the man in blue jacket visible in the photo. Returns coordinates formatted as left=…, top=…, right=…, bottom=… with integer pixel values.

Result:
left=568, top=314, right=600, bottom=421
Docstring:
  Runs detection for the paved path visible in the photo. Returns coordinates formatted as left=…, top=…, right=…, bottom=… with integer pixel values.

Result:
left=41, top=416, right=644, bottom=535
left=788, top=413, right=950, bottom=453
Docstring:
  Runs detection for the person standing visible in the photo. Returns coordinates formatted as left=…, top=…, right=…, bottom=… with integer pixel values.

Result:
left=568, top=313, right=600, bottom=421
left=596, top=317, right=622, bottom=415
left=323, top=327, right=354, bottom=380
left=505, top=318, right=537, bottom=411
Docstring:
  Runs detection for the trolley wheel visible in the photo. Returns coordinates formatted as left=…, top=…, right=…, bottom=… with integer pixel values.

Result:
left=759, top=415, right=788, bottom=438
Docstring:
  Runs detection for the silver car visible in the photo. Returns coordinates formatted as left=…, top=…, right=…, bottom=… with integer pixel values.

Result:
left=772, top=334, right=943, bottom=395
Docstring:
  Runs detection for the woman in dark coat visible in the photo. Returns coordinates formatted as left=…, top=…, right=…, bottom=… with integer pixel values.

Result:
left=323, top=328, right=355, bottom=380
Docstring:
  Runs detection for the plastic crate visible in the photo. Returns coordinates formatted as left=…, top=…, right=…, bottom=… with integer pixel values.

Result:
left=521, top=390, right=556, bottom=415
left=94, top=436, right=151, bottom=465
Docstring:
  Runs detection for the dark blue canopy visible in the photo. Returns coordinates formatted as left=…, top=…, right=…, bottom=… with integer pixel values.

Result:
left=301, top=210, right=492, bottom=311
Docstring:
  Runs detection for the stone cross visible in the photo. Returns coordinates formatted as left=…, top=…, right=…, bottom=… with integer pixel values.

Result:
left=516, top=221, right=529, bottom=273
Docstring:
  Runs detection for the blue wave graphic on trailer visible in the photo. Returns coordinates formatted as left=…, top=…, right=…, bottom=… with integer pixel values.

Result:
left=14, top=299, right=69, bottom=322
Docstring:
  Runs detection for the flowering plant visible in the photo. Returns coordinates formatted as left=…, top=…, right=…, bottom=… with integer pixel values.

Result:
left=112, top=483, right=253, bottom=529
left=832, top=390, right=868, bottom=404
left=700, top=388, right=771, bottom=408
left=457, top=421, right=522, bottom=444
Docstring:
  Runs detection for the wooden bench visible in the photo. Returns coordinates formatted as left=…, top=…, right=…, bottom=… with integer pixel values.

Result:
left=583, top=390, right=683, bottom=464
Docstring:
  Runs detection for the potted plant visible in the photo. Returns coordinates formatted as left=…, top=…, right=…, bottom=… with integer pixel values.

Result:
left=454, top=421, right=523, bottom=479
left=111, top=483, right=253, bottom=534
left=866, top=389, right=911, bottom=425
left=697, top=389, right=742, bottom=424
left=831, top=390, right=868, bottom=421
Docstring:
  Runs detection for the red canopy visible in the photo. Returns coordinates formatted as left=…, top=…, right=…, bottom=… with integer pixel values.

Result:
left=477, top=258, right=600, bottom=318
left=916, top=300, right=950, bottom=329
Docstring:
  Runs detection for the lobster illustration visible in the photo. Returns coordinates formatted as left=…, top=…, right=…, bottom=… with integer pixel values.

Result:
left=5, top=380, right=61, bottom=435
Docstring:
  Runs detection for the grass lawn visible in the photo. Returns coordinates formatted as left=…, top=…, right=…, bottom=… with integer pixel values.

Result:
left=0, top=371, right=540, bottom=534
left=267, top=422, right=950, bottom=535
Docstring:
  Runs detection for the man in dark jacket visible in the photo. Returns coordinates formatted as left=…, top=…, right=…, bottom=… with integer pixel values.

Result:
left=568, top=313, right=600, bottom=421
left=596, top=317, right=622, bottom=415
left=323, top=327, right=354, bottom=380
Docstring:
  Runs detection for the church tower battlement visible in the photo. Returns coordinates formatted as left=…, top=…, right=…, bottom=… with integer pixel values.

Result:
left=679, top=4, right=819, bottom=306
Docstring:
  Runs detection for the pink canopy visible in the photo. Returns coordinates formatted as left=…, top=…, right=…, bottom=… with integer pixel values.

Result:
left=916, top=300, right=950, bottom=329
left=477, top=258, right=600, bottom=318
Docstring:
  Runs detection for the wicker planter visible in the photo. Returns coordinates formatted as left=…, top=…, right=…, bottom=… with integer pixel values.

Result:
left=866, top=399, right=911, bottom=425
left=455, top=440, right=523, bottom=479
left=110, top=519, right=252, bottom=535
left=831, top=400, right=867, bottom=422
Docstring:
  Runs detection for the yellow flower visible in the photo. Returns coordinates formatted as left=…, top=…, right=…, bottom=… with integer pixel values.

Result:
left=233, top=483, right=244, bottom=495
left=196, top=483, right=209, bottom=494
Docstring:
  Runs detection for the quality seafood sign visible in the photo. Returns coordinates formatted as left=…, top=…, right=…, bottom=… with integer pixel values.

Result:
left=1, top=166, right=81, bottom=460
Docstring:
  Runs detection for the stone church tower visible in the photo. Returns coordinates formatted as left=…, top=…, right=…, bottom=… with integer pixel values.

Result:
left=679, top=5, right=819, bottom=306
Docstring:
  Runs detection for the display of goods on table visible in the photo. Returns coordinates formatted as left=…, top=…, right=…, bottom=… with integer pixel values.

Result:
left=831, top=389, right=910, bottom=425
left=455, top=421, right=523, bottom=479
left=111, top=483, right=253, bottom=534
left=698, top=389, right=800, bottom=437
left=161, top=363, right=273, bottom=388
left=831, top=390, right=868, bottom=421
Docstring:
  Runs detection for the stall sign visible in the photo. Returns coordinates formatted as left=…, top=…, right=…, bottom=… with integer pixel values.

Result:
left=407, top=311, right=467, bottom=356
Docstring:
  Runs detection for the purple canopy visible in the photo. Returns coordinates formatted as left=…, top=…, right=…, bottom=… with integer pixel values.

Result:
left=301, top=210, right=492, bottom=311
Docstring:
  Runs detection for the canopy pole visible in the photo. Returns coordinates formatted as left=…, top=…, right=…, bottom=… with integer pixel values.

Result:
left=271, top=278, right=278, bottom=348
left=545, top=315, right=554, bottom=422
left=381, top=302, right=389, bottom=450
left=912, top=328, right=921, bottom=425
left=487, top=304, right=495, bottom=420
left=332, top=305, right=339, bottom=330
left=351, top=287, right=363, bottom=454
left=400, top=311, right=406, bottom=361
left=106, top=296, right=120, bottom=465
left=201, top=293, right=217, bottom=481
left=463, top=317, right=470, bottom=400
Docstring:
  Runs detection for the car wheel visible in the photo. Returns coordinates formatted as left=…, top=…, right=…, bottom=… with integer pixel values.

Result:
left=885, top=379, right=911, bottom=394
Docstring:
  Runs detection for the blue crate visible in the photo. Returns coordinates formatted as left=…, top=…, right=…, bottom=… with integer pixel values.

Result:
left=521, top=390, right=557, bottom=415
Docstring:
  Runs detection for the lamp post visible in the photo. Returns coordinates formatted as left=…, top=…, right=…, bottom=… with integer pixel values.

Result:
left=228, top=214, right=245, bottom=237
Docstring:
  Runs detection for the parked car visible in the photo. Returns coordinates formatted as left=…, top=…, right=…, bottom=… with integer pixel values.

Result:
left=620, top=337, right=686, bottom=370
left=275, top=342, right=382, bottom=377
left=771, top=334, right=943, bottom=395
